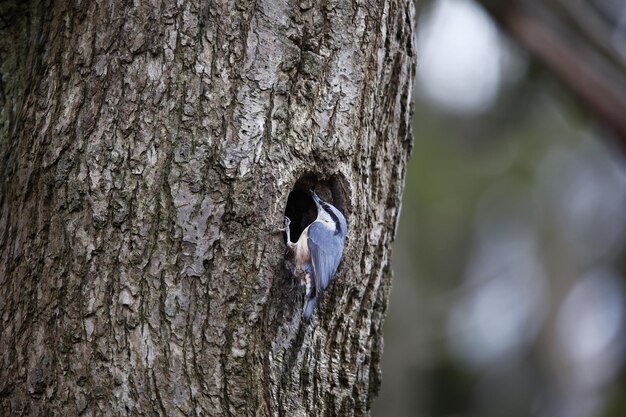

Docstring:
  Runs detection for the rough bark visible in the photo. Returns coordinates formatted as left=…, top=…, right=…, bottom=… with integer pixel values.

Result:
left=0, top=0, right=415, bottom=416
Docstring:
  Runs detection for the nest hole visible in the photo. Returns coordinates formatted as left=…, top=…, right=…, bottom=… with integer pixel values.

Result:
left=284, top=173, right=347, bottom=242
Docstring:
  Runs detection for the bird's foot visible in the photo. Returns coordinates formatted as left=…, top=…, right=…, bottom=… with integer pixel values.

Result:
left=280, top=216, right=293, bottom=245
left=276, top=216, right=291, bottom=232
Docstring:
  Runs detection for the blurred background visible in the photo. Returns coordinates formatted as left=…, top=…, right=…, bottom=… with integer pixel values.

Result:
left=374, top=0, right=626, bottom=416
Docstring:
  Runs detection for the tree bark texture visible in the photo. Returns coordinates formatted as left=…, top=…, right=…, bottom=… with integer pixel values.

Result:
left=0, top=0, right=415, bottom=415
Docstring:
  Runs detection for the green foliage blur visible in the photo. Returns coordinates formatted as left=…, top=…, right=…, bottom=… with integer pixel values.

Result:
left=374, top=1, right=626, bottom=416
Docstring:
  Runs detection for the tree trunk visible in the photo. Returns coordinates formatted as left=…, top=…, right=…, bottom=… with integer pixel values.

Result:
left=0, top=0, right=415, bottom=415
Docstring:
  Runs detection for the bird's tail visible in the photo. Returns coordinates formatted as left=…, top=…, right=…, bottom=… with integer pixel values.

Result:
left=303, top=296, right=317, bottom=321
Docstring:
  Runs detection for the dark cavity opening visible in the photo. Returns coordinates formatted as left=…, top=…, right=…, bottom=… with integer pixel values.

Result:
left=284, top=173, right=347, bottom=243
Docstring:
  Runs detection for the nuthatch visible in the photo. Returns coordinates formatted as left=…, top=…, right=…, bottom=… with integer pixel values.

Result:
left=282, top=191, right=347, bottom=320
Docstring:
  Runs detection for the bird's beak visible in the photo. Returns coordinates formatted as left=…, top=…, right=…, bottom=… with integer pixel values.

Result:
left=311, top=190, right=321, bottom=206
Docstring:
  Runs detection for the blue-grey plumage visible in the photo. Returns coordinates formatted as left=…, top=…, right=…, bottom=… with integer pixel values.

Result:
left=283, top=191, right=347, bottom=320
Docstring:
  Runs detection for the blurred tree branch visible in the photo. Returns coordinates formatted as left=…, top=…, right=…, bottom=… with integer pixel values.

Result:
left=480, top=0, right=626, bottom=147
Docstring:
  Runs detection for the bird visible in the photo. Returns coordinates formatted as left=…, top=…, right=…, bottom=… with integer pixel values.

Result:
left=281, top=191, right=347, bottom=320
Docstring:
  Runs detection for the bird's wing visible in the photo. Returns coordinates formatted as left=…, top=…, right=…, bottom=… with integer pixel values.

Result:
left=307, top=221, right=344, bottom=295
